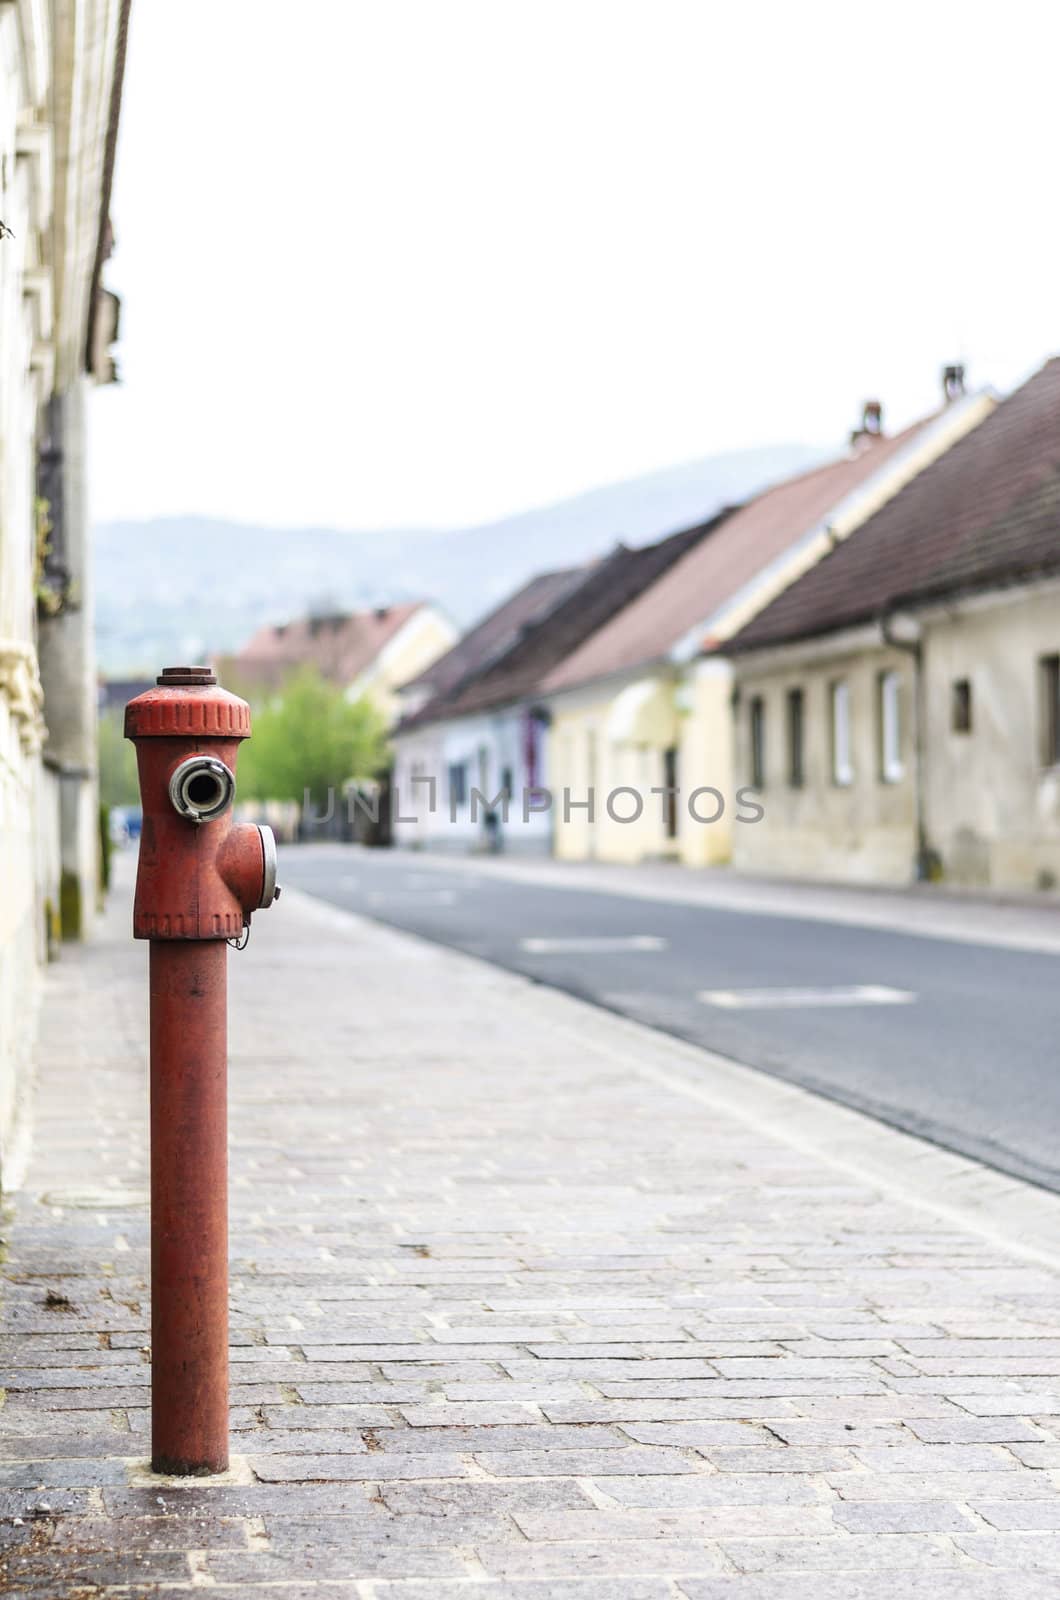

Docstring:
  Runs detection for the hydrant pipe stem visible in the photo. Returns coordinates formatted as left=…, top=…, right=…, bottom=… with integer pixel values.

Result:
left=149, top=940, right=229, bottom=1475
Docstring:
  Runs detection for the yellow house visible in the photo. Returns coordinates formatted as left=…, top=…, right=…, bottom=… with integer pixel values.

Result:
left=544, top=386, right=996, bottom=867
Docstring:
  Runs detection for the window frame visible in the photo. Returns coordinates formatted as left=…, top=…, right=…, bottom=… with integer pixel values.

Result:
left=1041, top=654, right=1060, bottom=768
left=749, top=694, right=766, bottom=790
left=447, top=761, right=468, bottom=809
left=878, top=669, right=904, bottom=784
left=830, top=679, right=854, bottom=787
left=786, top=686, right=805, bottom=789
left=952, top=678, right=973, bottom=734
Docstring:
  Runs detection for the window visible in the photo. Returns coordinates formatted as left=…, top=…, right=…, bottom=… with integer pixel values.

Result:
left=1042, top=655, right=1060, bottom=766
left=786, top=687, right=804, bottom=788
left=952, top=678, right=972, bottom=733
left=447, top=762, right=467, bottom=808
left=663, top=746, right=679, bottom=838
left=878, top=670, right=903, bottom=783
left=830, top=680, right=853, bottom=786
left=749, top=696, right=765, bottom=789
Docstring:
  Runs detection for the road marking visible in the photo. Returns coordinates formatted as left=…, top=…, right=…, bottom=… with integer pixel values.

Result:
left=367, top=889, right=458, bottom=907
left=520, top=936, right=668, bottom=954
left=699, top=984, right=916, bottom=1009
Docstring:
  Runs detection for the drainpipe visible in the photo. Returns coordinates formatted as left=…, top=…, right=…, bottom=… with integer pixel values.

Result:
left=881, top=610, right=935, bottom=881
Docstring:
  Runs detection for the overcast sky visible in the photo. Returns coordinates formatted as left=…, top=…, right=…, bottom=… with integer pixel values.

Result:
left=91, top=1, right=1060, bottom=531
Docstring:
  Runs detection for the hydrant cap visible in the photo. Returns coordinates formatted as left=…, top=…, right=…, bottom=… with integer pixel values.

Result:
left=124, top=667, right=251, bottom=742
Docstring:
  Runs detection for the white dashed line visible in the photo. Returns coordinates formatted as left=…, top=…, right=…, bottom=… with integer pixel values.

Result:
left=520, top=936, right=668, bottom=954
left=699, top=984, right=916, bottom=1009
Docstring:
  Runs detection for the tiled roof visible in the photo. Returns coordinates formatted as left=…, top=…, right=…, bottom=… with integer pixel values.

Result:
left=400, top=566, right=590, bottom=705
left=234, top=602, right=425, bottom=689
left=543, top=414, right=939, bottom=694
left=401, top=516, right=728, bottom=729
left=729, top=357, right=1060, bottom=652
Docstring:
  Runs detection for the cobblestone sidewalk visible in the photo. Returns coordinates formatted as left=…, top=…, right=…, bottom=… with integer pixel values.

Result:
left=5, top=866, right=1060, bottom=1596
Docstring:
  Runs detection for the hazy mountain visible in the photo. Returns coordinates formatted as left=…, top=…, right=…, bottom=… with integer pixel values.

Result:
left=94, top=442, right=823, bottom=674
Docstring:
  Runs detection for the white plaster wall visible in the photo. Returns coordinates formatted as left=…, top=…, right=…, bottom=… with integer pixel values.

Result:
left=923, top=583, right=1060, bottom=890
left=731, top=641, right=918, bottom=884
left=393, top=707, right=553, bottom=854
left=0, top=0, right=123, bottom=1180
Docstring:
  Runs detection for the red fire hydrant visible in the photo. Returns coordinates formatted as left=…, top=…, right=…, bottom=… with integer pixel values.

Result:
left=125, top=666, right=280, bottom=1475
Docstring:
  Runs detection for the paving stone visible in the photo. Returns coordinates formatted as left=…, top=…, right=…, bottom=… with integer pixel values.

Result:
left=954, top=1392, right=1060, bottom=1416
left=615, top=1422, right=773, bottom=1448
left=4, top=1548, right=191, bottom=1584
left=0, top=1460, right=131, bottom=1488
left=231, top=1428, right=374, bottom=1453
left=364, top=1424, right=625, bottom=1453
left=827, top=1470, right=1060, bottom=1501
left=475, top=1539, right=726, bottom=1577
left=852, top=1444, right=1018, bottom=1472
left=598, top=1475, right=826, bottom=1507
left=543, top=1399, right=801, bottom=1424
left=679, top=1576, right=1060, bottom=1599
left=1007, top=1443, right=1060, bottom=1468
left=201, top=1545, right=469, bottom=1579
left=753, top=1420, right=904, bottom=1447
left=720, top=1533, right=961, bottom=1571
left=513, top=1505, right=834, bottom=1540
left=12, top=872, right=1060, bottom=1596
left=955, top=1533, right=1060, bottom=1570
left=378, top=1481, right=596, bottom=1517
left=474, top=1446, right=703, bottom=1477
left=700, top=1446, right=856, bottom=1473
left=832, top=1500, right=978, bottom=1532
left=971, top=1500, right=1060, bottom=1529
left=372, top=1585, right=673, bottom=1599
left=250, top=1452, right=470, bottom=1481
left=399, top=1403, right=544, bottom=1426
left=0, top=1490, right=91, bottom=1517
left=904, top=1416, right=1045, bottom=1443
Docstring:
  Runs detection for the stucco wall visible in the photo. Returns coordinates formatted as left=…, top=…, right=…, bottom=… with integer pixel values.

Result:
left=392, top=706, right=553, bottom=855
left=549, top=674, right=680, bottom=863
left=731, top=639, right=918, bottom=884
left=676, top=658, right=735, bottom=867
left=352, top=607, right=458, bottom=728
left=729, top=583, right=1060, bottom=892
left=923, top=583, right=1060, bottom=890
left=1, top=0, right=53, bottom=1182
left=0, top=0, right=124, bottom=1182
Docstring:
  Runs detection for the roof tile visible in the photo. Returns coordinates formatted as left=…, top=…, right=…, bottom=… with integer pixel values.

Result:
left=730, top=358, right=1060, bottom=651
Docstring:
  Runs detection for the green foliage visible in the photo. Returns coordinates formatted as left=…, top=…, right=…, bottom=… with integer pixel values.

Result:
left=237, top=668, right=389, bottom=809
left=98, top=708, right=140, bottom=809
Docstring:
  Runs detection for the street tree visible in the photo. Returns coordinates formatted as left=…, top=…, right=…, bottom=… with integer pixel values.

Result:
left=236, top=667, right=388, bottom=811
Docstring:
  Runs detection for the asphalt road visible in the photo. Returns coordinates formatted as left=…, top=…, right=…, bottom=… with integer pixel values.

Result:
left=282, top=845, right=1060, bottom=1194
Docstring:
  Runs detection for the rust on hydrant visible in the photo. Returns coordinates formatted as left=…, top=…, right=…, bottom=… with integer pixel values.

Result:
left=125, top=665, right=280, bottom=1478
left=125, top=665, right=278, bottom=940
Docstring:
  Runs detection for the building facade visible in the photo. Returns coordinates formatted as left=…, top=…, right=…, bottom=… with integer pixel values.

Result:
left=0, top=0, right=128, bottom=1182
left=392, top=529, right=718, bottom=856
left=729, top=358, right=1060, bottom=891
left=544, top=388, right=992, bottom=869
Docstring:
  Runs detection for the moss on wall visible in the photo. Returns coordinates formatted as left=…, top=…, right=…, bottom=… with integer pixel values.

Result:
left=59, top=870, right=82, bottom=941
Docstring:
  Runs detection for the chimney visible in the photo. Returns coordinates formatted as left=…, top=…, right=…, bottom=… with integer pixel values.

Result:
left=850, top=399, right=884, bottom=447
left=942, top=364, right=966, bottom=403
